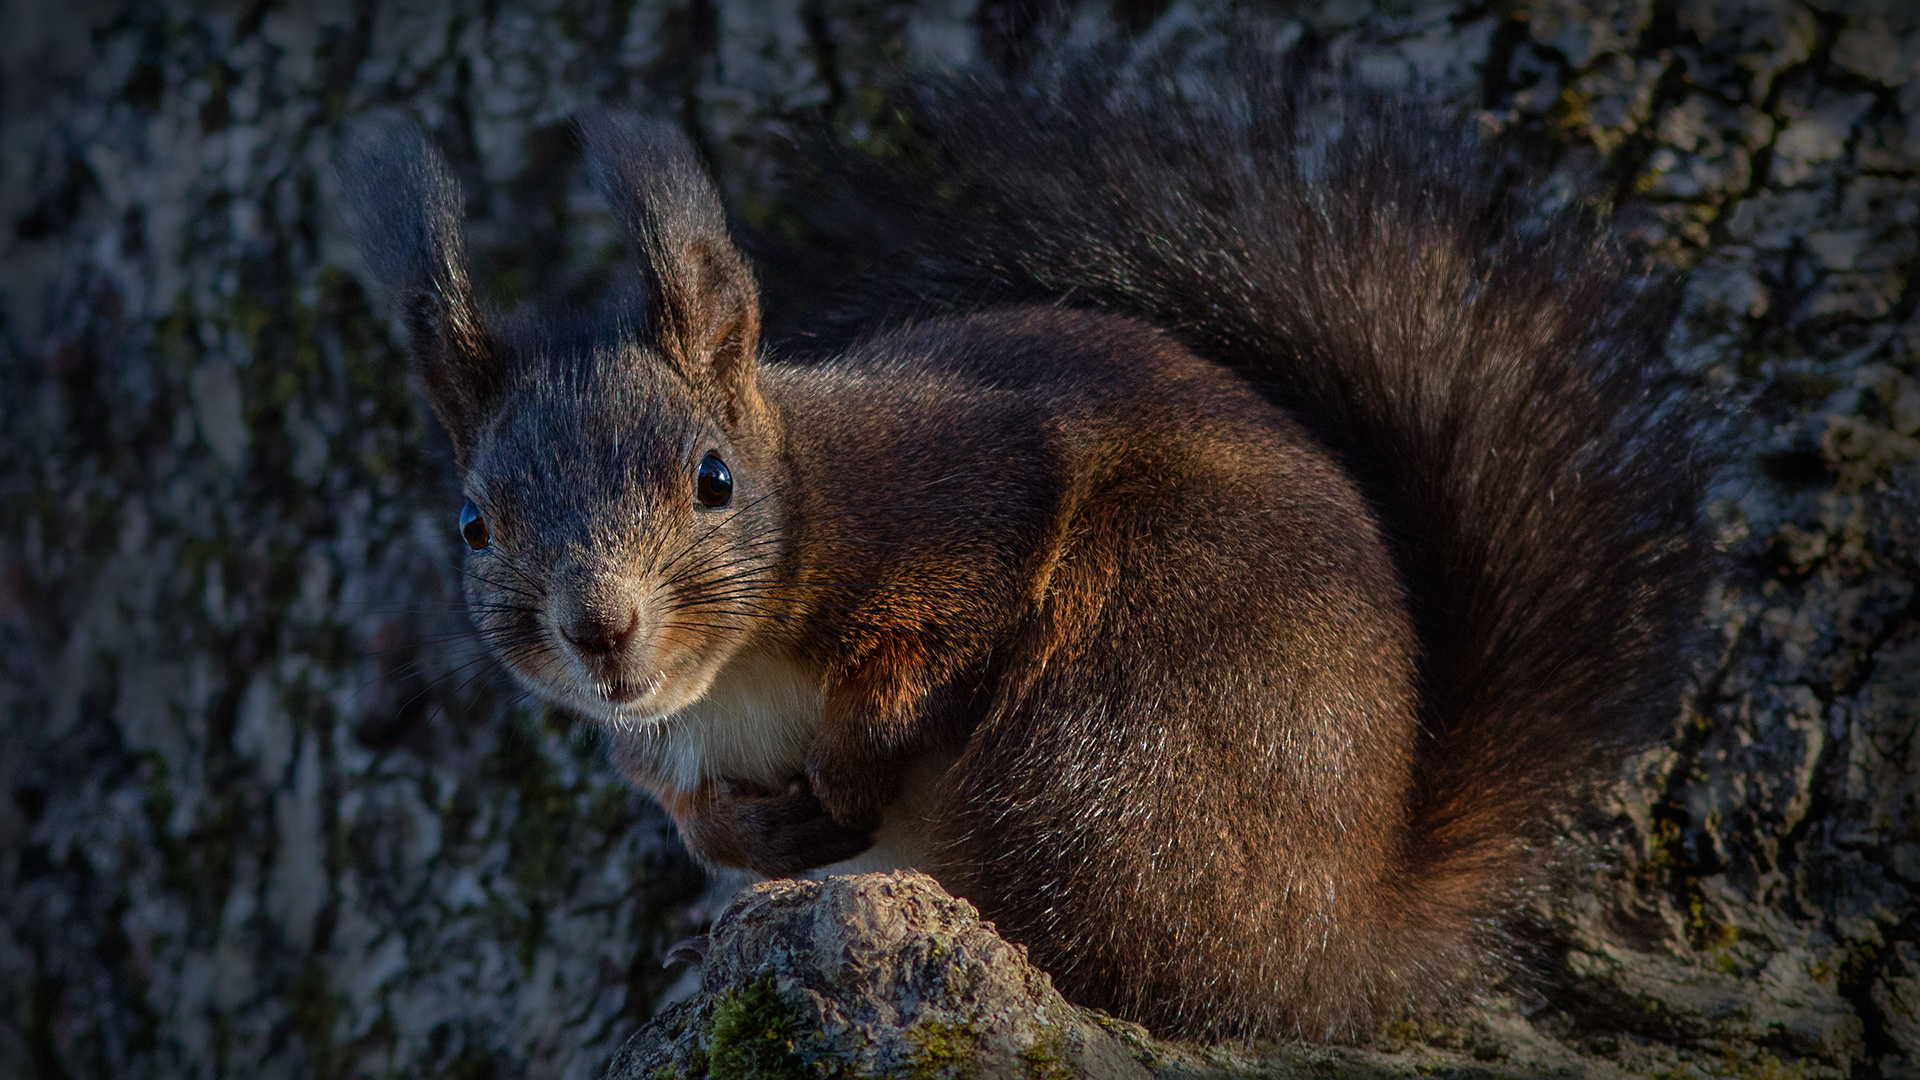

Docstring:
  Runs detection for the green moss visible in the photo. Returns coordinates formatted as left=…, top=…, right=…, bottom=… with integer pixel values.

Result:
left=1686, top=890, right=1744, bottom=974
left=902, top=1015, right=977, bottom=1079
left=1376, top=1016, right=1421, bottom=1043
left=706, top=977, right=808, bottom=1080
left=1018, top=1035, right=1072, bottom=1080
left=1640, top=816, right=1684, bottom=883
left=1807, top=957, right=1837, bottom=987
left=1654, top=1048, right=1821, bottom=1080
left=1733, top=1051, right=1818, bottom=1080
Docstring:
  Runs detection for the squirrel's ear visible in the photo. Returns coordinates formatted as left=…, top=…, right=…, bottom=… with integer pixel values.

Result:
left=341, top=120, right=505, bottom=468
left=576, top=113, right=763, bottom=424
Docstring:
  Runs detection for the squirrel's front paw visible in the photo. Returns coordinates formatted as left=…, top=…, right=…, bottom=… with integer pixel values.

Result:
left=806, top=749, right=899, bottom=833
left=681, top=778, right=874, bottom=877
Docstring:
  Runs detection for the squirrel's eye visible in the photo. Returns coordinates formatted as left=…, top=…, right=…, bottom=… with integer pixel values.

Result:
left=459, top=501, right=491, bottom=550
left=696, top=453, right=733, bottom=509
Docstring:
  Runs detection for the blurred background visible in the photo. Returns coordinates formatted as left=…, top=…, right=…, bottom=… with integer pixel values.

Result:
left=1, top=1, right=1916, bottom=1078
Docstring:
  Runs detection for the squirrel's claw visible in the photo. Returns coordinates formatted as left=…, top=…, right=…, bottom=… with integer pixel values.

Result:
left=665, top=934, right=708, bottom=968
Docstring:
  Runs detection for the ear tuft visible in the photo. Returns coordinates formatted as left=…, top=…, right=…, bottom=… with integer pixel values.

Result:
left=340, top=117, right=504, bottom=466
left=576, top=113, right=763, bottom=424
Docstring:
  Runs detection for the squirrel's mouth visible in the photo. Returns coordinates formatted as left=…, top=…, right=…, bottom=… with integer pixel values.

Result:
left=600, top=677, right=655, bottom=704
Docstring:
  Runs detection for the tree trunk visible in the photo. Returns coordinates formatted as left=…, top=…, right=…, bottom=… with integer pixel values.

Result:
left=2, top=1, right=1915, bottom=1078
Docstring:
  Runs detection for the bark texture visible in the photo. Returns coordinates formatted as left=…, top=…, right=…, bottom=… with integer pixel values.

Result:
left=616, top=872, right=1159, bottom=1080
left=1, top=1, right=1916, bottom=1078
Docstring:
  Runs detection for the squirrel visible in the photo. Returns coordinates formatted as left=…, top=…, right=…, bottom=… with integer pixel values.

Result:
left=344, top=54, right=1707, bottom=1041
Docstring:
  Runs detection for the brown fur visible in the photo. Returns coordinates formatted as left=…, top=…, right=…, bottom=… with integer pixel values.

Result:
left=342, top=64, right=1706, bottom=1040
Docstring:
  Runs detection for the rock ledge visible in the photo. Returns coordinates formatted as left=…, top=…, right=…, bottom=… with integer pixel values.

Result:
left=612, top=871, right=1155, bottom=1079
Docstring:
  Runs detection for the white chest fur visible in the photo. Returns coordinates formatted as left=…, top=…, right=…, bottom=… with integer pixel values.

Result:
left=634, top=649, right=825, bottom=792
left=611, top=647, right=948, bottom=874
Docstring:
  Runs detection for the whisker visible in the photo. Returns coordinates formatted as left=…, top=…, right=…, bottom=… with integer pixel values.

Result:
left=652, top=486, right=789, bottom=577
left=669, top=580, right=976, bottom=610
left=377, top=648, right=508, bottom=719
left=452, top=561, right=546, bottom=603
left=652, top=496, right=986, bottom=585
left=686, top=595, right=984, bottom=634
left=694, top=597, right=990, bottom=640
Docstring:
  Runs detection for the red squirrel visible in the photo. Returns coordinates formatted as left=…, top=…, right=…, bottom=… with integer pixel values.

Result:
left=344, top=59, right=1706, bottom=1039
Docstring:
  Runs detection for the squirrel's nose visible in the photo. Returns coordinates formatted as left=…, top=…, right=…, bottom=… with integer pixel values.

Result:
left=561, top=609, right=639, bottom=657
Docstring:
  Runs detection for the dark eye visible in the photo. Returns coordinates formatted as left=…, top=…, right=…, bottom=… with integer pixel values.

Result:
left=459, top=501, right=491, bottom=550
left=696, top=453, right=732, bottom=508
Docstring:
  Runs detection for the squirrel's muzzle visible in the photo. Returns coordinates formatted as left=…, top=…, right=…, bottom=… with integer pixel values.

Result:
left=560, top=607, right=639, bottom=658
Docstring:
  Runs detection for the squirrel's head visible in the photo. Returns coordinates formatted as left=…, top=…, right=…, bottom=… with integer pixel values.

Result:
left=345, top=115, right=784, bottom=724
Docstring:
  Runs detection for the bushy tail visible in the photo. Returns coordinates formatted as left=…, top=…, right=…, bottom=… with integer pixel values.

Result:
left=788, top=51, right=1709, bottom=991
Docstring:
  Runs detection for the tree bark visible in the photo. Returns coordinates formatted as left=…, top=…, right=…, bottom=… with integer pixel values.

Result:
left=1, top=1, right=1915, bottom=1078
